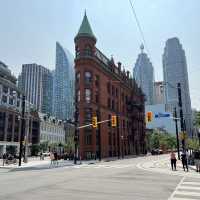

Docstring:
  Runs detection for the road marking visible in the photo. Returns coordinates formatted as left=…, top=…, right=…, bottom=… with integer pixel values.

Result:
left=179, top=186, right=200, bottom=191
left=168, top=176, right=185, bottom=200
left=169, top=178, right=200, bottom=200
left=182, top=182, right=200, bottom=186
left=174, top=191, right=200, bottom=197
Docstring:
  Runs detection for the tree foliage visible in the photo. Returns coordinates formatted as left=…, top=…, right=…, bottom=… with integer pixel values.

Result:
left=147, top=131, right=177, bottom=151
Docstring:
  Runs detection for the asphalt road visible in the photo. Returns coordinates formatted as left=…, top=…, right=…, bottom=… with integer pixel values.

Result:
left=0, top=155, right=190, bottom=200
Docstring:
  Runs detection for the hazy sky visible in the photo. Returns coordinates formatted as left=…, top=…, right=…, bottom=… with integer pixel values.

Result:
left=0, top=0, right=199, bottom=109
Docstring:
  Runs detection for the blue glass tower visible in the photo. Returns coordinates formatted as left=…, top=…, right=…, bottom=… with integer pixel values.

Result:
left=53, top=42, right=75, bottom=120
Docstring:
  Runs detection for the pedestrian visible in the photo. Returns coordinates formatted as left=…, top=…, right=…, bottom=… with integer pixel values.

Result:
left=2, top=153, right=7, bottom=166
left=40, top=152, right=43, bottom=160
left=181, top=151, right=188, bottom=172
left=194, top=150, right=200, bottom=172
left=54, top=152, right=58, bottom=166
left=50, top=152, right=55, bottom=167
left=170, top=151, right=177, bottom=171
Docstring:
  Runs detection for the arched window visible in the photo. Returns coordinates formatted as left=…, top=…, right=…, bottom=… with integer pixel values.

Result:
left=85, top=71, right=92, bottom=84
left=85, top=45, right=92, bottom=56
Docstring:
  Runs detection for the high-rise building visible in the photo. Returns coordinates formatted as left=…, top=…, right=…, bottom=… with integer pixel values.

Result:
left=53, top=42, right=75, bottom=120
left=20, top=63, right=53, bottom=114
left=0, top=61, right=40, bottom=155
left=133, top=44, right=154, bottom=105
left=154, top=81, right=164, bottom=104
left=163, top=37, right=193, bottom=136
left=74, top=13, right=145, bottom=160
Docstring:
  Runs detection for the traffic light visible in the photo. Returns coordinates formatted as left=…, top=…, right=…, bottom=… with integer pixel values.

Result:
left=111, top=115, right=117, bottom=127
left=92, top=116, right=97, bottom=128
left=146, top=112, right=153, bottom=122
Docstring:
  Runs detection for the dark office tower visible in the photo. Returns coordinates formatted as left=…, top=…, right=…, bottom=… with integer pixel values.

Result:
left=163, top=37, right=193, bottom=136
left=133, top=44, right=154, bottom=105
left=53, top=42, right=75, bottom=120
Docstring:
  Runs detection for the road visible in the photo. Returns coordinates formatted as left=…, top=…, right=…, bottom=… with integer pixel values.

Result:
left=0, top=155, right=200, bottom=200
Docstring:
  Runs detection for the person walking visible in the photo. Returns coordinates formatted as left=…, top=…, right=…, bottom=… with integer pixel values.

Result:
left=181, top=151, right=189, bottom=172
left=194, top=150, right=200, bottom=172
left=170, top=151, right=177, bottom=171
left=50, top=152, right=55, bottom=167
left=2, top=153, right=7, bottom=166
left=54, top=152, right=58, bottom=166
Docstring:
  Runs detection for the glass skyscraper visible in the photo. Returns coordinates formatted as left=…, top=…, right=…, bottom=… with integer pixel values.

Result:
left=20, top=63, right=53, bottom=114
left=53, top=42, right=75, bottom=120
left=163, top=37, right=193, bottom=136
left=133, top=44, right=154, bottom=105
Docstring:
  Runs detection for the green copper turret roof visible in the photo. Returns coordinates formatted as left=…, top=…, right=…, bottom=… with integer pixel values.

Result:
left=76, top=12, right=96, bottom=40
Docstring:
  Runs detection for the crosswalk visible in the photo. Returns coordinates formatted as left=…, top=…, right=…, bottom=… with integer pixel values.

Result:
left=67, top=163, right=135, bottom=169
left=169, top=178, right=200, bottom=200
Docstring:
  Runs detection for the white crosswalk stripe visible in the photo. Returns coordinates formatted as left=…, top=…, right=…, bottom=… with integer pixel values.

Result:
left=66, top=164, right=135, bottom=169
left=169, top=178, right=200, bottom=200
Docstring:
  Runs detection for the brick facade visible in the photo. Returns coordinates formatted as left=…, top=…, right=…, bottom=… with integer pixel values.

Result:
left=74, top=14, right=146, bottom=160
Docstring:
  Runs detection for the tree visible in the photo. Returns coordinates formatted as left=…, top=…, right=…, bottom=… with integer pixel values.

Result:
left=31, top=144, right=40, bottom=156
left=146, top=131, right=177, bottom=151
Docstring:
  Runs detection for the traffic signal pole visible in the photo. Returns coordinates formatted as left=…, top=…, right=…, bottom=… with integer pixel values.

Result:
left=174, top=107, right=180, bottom=160
left=177, top=83, right=186, bottom=152
left=19, top=95, right=25, bottom=166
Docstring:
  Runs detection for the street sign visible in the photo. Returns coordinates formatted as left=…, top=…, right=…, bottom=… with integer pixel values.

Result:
left=154, top=112, right=170, bottom=118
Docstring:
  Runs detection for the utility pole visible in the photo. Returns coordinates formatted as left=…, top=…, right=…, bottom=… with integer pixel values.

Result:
left=177, top=83, right=185, bottom=152
left=97, top=110, right=101, bottom=161
left=174, top=107, right=180, bottom=160
left=117, top=115, right=120, bottom=159
left=74, top=104, right=78, bottom=165
left=19, top=95, right=25, bottom=166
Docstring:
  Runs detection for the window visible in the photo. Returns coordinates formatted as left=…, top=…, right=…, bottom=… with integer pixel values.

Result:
left=84, top=129, right=92, bottom=145
left=116, top=88, right=118, bottom=97
left=76, top=72, right=80, bottom=83
left=112, top=85, right=115, bottom=96
left=111, top=100, right=115, bottom=110
left=9, top=97, right=14, bottom=105
left=84, top=45, right=92, bottom=56
left=95, top=91, right=99, bottom=103
left=85, top=89, right=91, bottom=103
left=85, top=72, right=92, bottom=84
left=3, top=86, right=8, bottom=93
left=108, top=114, right=111, bottom=127
left=84, top=108, right=92, bottom=122
left=77, top=90, right=80, bottom=102
left=95, top=75, right=99, bottom=87
left=107, top=98, right=111, bottom=108
left=107, top=82, right=111, bottom=94
left=2, top=95, right=7, bottom=103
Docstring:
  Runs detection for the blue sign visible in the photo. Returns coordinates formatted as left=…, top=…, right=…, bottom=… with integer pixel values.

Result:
left=155, top=112, right=170, bottom=118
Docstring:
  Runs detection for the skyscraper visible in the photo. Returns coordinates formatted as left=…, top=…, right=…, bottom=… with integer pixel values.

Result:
left=163, top=37, right=193, bottom=136
left=53, top=42, right=75, bottom=120
left=154, top=81, right=165, bottom=104
left=133, top=44, right=154, bottom=105
left=20, top=63, right=53, bottom=114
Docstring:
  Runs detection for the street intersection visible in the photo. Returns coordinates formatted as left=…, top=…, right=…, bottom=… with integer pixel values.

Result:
left=0, top=155, right=200, bottom=200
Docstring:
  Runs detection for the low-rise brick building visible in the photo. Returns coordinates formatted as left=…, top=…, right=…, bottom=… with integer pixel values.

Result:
left=74, top=13, right=146, bottom=160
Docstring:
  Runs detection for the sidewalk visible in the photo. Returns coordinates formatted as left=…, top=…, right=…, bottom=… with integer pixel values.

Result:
left=0, top=157, right=74, bottom=171
left=0, top=154, right=146, bottom=171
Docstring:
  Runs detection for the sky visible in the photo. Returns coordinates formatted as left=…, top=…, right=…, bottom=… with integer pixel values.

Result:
left=0, top=0, right=199, bottom=110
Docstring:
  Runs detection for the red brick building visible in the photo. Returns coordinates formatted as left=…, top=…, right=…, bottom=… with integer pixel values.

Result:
left=74, top=13, right=146, bottom=160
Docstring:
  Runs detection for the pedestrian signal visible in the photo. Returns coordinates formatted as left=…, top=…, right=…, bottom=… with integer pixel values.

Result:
left=146, top=112, right=153, bottom=122
left=92, top=116, right=97, bottom=128
left=111, top=115, right=117, bottom=127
